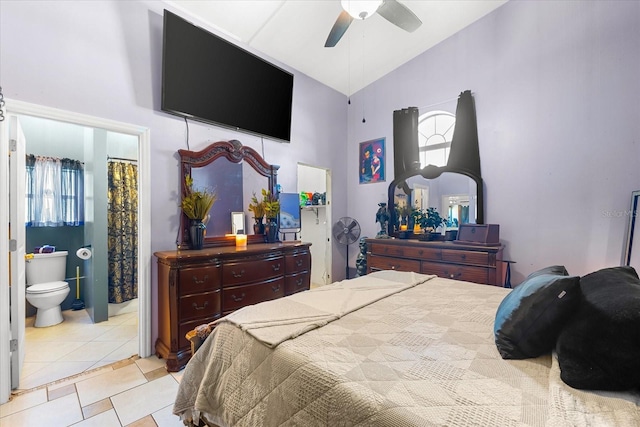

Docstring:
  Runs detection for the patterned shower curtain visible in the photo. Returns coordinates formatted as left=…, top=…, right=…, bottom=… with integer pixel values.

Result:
left=107, top=161, right=138, bottom=304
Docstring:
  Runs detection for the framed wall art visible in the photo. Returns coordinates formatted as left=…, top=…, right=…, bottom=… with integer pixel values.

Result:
left=359, top=137, right=385, bottom=184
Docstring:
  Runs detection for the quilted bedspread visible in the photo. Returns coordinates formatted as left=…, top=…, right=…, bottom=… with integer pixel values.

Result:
left=174, top=273, right=640, bottom=427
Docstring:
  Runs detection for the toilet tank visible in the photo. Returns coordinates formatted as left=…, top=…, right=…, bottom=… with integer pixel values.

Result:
left=25, top=251, right=69, bottom=285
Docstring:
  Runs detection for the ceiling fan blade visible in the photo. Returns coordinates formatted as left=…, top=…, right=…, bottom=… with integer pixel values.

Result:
left=377, top=0, right=422, bottom=33
left=325, top=10, right=353, bottom=47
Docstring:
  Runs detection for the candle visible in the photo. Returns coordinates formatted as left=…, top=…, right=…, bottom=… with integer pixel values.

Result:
left=235, top=234, right=247, bottom=247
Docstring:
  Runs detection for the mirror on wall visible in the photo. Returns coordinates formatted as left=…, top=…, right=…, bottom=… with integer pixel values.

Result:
left=179, top=140, right=279, bottom=247
left=622, top=190, right=640, bottom=270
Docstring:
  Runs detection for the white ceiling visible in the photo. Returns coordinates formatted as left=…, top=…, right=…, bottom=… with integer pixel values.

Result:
left=165, top=1, right=508, bottom=96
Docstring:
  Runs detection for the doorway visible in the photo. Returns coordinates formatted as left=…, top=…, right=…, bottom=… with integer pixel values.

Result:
left=297, top=164, right=332, bottom=287
left=0, top=100, right=151, bottom=402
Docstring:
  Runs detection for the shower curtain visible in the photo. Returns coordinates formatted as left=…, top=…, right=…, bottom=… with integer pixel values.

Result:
left=107, top=160, right=138, bottom=304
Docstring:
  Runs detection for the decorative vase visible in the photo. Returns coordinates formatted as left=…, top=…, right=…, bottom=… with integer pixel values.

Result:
left=264, top=217, right=278, bottom=243
left=189, top=219, right=206, bottom=250
left=253, top=217, right=265, bottom=235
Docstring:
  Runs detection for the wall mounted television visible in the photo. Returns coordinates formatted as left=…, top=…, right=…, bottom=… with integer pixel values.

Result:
left=161, top=10, right=294, bottom=143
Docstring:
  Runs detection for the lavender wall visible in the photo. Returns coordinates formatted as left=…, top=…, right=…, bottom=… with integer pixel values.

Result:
left=347, top=0, right=640, bottom=282
left=0, top=1, right=348, bottom=344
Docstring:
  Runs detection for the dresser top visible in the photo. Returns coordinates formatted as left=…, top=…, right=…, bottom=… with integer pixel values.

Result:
left=154, top=241, right=311, bottom=261
left=365, top=238, right=502, bottom=253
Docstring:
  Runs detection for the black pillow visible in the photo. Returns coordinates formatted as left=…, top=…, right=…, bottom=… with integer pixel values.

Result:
left=556, top=266, right=640, bottom=390
left=494, top=266, right=580, bottom=359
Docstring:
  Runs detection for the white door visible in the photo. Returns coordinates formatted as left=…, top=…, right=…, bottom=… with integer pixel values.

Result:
left=9, top=115, right=26, bottom=390
left=0, top=114, right=26, bottom=403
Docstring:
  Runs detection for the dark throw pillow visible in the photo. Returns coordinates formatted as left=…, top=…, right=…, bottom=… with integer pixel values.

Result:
left=494, top=266, right=580, bottom=359
left=556, top=266, right=640, bottom=391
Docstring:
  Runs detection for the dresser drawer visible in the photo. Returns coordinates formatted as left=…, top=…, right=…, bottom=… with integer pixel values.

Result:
left=421, top=261, right=489, bottom=284
left=370, top=243, right=440, bottom=261
left=285, top=251, right=311, bottom=273
left=285, top=270, right=310, bottom=295
left=222, top=256, right=284, bottom=286
left=179, top=265, right=221, bottom=296
left=222, top=276, right=285, bottom=312
left=179, top=290, right=221, bottom=322
left=368, top=255, right=421, bottom=272
left=441, top=249, right=492, bottom=266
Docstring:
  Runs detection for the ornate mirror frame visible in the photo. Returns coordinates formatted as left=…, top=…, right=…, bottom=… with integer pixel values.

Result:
left=387, top=90, right=484, bottom=235
left=622, top=190, right=640, bottom=267
left=179, top=140, right=279, bottom=248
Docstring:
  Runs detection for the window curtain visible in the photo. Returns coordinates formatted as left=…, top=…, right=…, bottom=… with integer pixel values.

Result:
left=107, top=161, right=138, bottom=304
left=25, top=155, right=84, bottom=227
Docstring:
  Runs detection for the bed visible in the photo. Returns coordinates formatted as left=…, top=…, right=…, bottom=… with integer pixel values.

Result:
left=173, top=270, right=640, bottom=426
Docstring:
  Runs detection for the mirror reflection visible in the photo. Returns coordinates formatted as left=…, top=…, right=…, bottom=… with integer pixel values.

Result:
left=394, top=172, right=478, bottom=230
left=179, top=140, right=278, bottom=247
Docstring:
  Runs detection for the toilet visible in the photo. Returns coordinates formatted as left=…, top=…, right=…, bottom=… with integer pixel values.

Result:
left=25, top=251, right=71, bottom=327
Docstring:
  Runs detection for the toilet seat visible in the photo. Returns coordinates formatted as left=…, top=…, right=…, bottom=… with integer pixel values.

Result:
left=26, top=281, right=69, bottom=294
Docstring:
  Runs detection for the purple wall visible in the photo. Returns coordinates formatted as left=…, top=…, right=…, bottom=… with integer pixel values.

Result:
left=347, top=0, right=640, bottom=282
left=0, top=0, right=348, bottom=346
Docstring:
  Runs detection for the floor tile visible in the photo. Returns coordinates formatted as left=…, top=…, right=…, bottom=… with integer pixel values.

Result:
left=93, top=324, right=138, bottom=341
left=75, top=363, right=147, bottom=407
left=73, top=408, right=121, bottom=427
left=134, top=355, right=164, bottom=374
left=81, top=398, right=113, bottom=419
left=0, top=393, right=82, bottom=426
left=64, top=341, right=125, bottom=362
left=126, top=414, right=157, bottom=427
left=111, top=374, right=179, bottom=426
left=19, top=361, right=95, bottom=390
left=47, top=384, right=76, bottom=401
left=152, top=404, right=185, bottom=427
left=0, top=389, right=47, bottom=418
left=23, top=340, right=86, bottom=363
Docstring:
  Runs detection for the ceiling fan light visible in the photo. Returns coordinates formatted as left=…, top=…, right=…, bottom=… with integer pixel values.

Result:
left=340, top=0, right=383, bottom=20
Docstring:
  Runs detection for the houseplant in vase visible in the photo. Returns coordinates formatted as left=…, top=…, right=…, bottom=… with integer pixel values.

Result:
left=181, top=175, right=217, bottom=250
left=249, top=192, right=266, bottom=234
left=262, top=188, right=280, bottom=243
left=417, top=207, right=446, bottom=241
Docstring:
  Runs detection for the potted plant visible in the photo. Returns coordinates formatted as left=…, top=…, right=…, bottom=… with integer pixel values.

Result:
left=262, top=188, right=280, bottom=243
left=249, top=192, right=266, bottom=234
left=417, top=207, right=446, bottom=241
left=181, top=175, right=216, bottom=249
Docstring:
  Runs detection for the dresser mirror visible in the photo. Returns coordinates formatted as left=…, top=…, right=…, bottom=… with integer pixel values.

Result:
left=387, top=91, right=483, bottom=236
left=179, top=140, right=279, bottom=247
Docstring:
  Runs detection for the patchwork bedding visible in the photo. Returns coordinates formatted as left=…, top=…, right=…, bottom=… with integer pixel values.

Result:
left=174, top=272, right=640, bottom=427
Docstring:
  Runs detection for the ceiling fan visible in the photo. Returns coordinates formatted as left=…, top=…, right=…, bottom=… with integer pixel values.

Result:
left=325, top=0, right=422, bottom=47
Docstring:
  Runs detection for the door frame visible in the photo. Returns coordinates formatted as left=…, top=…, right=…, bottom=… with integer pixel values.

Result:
left=0, top=100, right=151, bottom=402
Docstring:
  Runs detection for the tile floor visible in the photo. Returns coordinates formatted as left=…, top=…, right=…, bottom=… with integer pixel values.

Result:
left=19, top=309, right=139, bottom=390
left=0, top=355, right=184, bottom=426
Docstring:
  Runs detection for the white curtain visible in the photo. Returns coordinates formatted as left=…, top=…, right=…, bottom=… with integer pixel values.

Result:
left=26, top=155, right=84, bottom=227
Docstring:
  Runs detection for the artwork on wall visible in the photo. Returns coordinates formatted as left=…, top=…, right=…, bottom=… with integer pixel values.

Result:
left=359, top=137, right=385, bottom=184
left=623, top=190, right=640, bottom=271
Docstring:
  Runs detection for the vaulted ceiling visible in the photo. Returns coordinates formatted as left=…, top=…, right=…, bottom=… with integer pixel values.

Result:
left=165, top=1, right=508, bottom=96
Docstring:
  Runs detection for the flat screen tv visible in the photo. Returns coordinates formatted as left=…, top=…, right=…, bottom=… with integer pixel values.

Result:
left=162, top=10, right=294, bottom=143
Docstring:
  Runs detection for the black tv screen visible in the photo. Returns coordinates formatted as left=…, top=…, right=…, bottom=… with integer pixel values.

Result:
left=162, top=10, right=294, bottom=142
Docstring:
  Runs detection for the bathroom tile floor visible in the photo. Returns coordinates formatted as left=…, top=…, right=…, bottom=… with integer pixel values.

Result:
left=20, top=309, right=139, bottom=391
left=0, top=355, right=184, bottom=426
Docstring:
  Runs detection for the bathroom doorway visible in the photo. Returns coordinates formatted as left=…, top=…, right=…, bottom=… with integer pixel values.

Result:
left=0, top=100, right=151, bottom=399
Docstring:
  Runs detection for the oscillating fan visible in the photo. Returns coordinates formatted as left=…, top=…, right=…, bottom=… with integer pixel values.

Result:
left=332, top=217, right=361, bottom=279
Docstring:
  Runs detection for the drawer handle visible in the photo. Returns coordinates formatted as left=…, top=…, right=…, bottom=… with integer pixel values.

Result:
left=448, top=272, right=462, bottom=279
left=192, top=301, right=209, bottom=311
left=391, top=265, right=398, bottom=270
left=460, top=254, right=466, bottom=260
left=192, top=275, right=208, bottom=285
left=272, top=263, right=281, bottom=272
left=296, top=278, right=304, bottom=287
left=231, top=270, right=245, bottom=278
left=231, top=293, right=245, bottom=302
left=271, top=285, right=280, bottom=292
left=296, top=259, right=303, bottom=267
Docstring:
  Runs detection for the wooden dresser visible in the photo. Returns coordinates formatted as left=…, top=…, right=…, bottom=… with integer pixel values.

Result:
left=366, top=238, right=503, bottom=286
left=154, top=242, right=311, bottom=371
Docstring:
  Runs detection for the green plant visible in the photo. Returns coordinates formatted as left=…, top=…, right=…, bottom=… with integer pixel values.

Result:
left=248, top=192, right=265, bottom=219
left=180, top=175, right=217, bottom=220
left=262, top=188, right=280, bottom=218
left=417, top=207, right=446, bottom=232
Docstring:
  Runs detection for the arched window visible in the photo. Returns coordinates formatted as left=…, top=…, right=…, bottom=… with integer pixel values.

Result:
left=418, top=111, right=455, bottom=168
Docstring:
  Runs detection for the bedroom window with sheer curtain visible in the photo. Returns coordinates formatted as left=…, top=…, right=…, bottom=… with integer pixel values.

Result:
left=418, top=111, right=456, bottom=168
left=25, top=155, right=84, bottom=227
